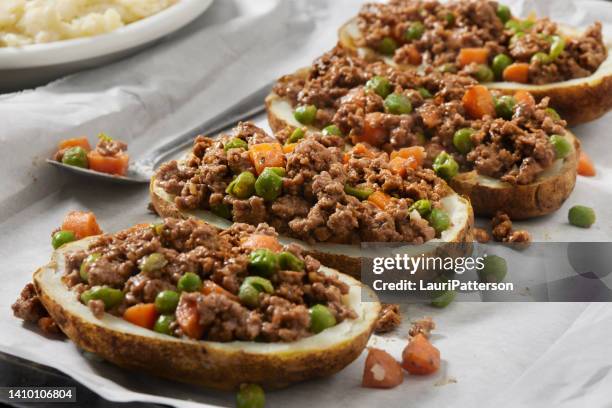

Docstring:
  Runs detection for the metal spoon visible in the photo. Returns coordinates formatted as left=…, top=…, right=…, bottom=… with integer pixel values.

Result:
left=46, top=81, right=274, bottom=184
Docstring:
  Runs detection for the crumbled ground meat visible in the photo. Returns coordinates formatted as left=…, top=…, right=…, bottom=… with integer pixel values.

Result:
left=89, top=299, right=105, bottom=319
left=408, top=316, right=435, bottom=338
left=37, top=317, right=61, bottom=336
left=12, top=283, right=63, bottom=336
left=375, top=303, right=402, bottom=333
left=95, top=136, right=127, bottom=157
left=60, top=218, right=356, bottom=343
left=356, top=0, right=607, bottom=84
left=272, top=47, right=570, bottom=186
left=12, top=283, right=47, bottom=323
left=158, top=121, right=448, bottom=245
left=491, top=211, right=531, bottom=245
left=473, top=227, right=490, bottom=243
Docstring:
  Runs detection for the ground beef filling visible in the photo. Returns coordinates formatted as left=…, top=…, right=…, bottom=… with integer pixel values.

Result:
left=274, top=47, right=569, bottom=185
left=60, top=218, right=356, bottom=342
left=12, top=283, right=61, bottom=336
left=157, top=122, right=452, bottom=245
left=356, top=0, right=607, bottom=84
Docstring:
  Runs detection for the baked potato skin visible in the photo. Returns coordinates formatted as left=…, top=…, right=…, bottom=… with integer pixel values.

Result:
left=34, top=261, right=379, bottom=390
left=337, top=18, right=612, bottom=126
left=266, top=93, right=295, bottom=135
left=491, top=75, right=612, bottom=126
left=449, top=132, right=579, bottom=220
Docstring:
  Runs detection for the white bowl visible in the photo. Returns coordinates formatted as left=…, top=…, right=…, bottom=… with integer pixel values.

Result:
left=0, top=0, right=214, bottom=92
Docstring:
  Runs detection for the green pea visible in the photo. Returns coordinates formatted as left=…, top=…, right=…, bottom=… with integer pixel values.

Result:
left=545, top=107, right=561, bottom=121
left=81, top=286, right=124, bottom=309
left=433, top=151, right=459, bottom=180
left=255, top=167, right=284, bottom=201
left=506, top=19, right=533, bottom=33
left=428, top=208, right=451, bottom=234
left=438, top=63, right=457, bottom=73
left=405, top=21, right=425, bottom=41
left=236, top=384, right=265, bottom=408
left=549, top=35, right=565, bottom=60
left=568, top=205, right=596, bottom=228
left=224, top=138, right=248, bottom=152
left=153, top=314, right=175, bottom=336
left=61, top=146, right=88, bottom=168
left=478, top=255, right=507, bottom=283
left=248, top=249, right=279, bottom=278
left=549, top=135, right=572, bottom=159
left=474, top=65, right=494, bottom=83
left=309, top=304, right=337, bottom=334
left=322, top=124, right=343, bottom=137
left=365, top=75, right=392, bottom=98
left=211, top=203, right=232, bottom=219
left=452, top=128, right=475, bottom=154
left=293, top=105, right=317, bottom=125
left=177, top=272, right=202, bottom=292
left=444, top=12, right=455, bottom=26
left=151, top=223, right=164, bottom=236
left=52, top=230, right=76, bottom=249
left=278, top=251, right=305, bottom=271
left=494, top=95, right=516, bottom=120
left=530, top=52, right=551, bottom=65
left=238, top=283, right=261, bottom=308
left=492, top=54, right=513, bottom=79
left=417, top=87, right=432, bottom=99
left=497, top=5, right=512, bottom=23
left=431, top=289, right=456, bottom=308
left=244, top=276, right=274, bottom=294
left=377, top=37, right=397, bottom=55
left=238, top=277, right=274, bottom=308
left=226, top=171, right=256, bottom=199
left=505, top=19, right=522, bottom=32
left=155, top=290, right=180, bottom=314
left=287, top=127, right=305, bottom=144
left=138, top=253, right=168, bottom=273
left=80, top=252, right=101, bottom=282
left=384, top=93, right=412, bottom=115
left=408, top=199, right=432, bottom=217
left=344, top=184, right=374, bottom=200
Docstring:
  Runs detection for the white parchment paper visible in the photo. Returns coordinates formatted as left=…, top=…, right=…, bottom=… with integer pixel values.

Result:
left=1, top=0, right=612, bottom=407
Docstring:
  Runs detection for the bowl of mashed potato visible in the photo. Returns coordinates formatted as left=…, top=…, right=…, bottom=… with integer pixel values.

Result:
left=0, top=0, right=213, bottom=91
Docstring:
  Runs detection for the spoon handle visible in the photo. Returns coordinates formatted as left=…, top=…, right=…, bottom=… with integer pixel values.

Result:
left=138, top=80, right=274, bottom=169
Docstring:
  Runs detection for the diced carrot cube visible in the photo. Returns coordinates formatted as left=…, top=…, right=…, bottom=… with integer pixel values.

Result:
left=249, top=143, right=285, bottom=175
left=123, top=304, right=157, bottom=330
left=457, top=48, right=489, bottom=67
left=61, top=211, right=102, bottom=239
left=283, top=143, right=297, bottom=154
left=390, top=146, right=425, bottom=168
left=362, top=348, right=404, bottom=389
left=513, top=90, right=536, bottom=107
left=242, top=234, right=282, bottom=252
left=401, top=333, right=441, bottom=375
left=59, top=137, right=91, bottom=152
left=87, top=150, right=129, bottom=176
left=462, top=85, right=496, bottom=119
left=503, top=63, right=530, bottom=83
left=368, top=191, right=392, bottom=210
left=176, top=295, right=204, bottom=339
left=577, top=151, right=595, bottom=177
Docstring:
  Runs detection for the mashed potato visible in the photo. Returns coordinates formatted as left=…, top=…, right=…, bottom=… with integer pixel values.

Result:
left=0, top=0, right=177, bottom=47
